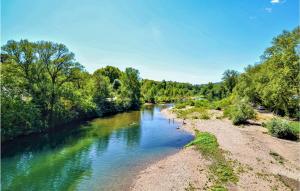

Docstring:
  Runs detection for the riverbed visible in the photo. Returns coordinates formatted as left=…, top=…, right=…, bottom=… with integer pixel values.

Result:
left=1, top=104, right=193, bottom=191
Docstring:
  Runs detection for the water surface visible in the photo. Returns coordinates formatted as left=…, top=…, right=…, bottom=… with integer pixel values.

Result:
left=2, top=104, right=193, bottom=191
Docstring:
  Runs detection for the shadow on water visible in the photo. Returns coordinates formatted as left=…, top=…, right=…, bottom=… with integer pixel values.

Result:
left=1, top=104, right=192, bottom=191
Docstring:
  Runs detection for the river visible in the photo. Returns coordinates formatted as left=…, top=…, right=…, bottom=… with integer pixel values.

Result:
left=1, top=104, right=193, bottom=191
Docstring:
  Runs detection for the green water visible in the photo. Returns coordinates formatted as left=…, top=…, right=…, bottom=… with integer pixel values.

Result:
left=1, top=104, right=193, bottom=191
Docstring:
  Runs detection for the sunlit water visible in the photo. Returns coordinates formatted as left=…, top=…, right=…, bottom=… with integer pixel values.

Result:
left=1, top=104, right=193, bottom=191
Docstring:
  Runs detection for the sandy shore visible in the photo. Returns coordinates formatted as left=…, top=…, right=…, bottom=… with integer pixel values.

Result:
left=130, top=108, right=300, bottom=191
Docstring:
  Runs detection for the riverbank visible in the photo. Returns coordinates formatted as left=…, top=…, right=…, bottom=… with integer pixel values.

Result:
left=131, top=108, right=300, bottom=191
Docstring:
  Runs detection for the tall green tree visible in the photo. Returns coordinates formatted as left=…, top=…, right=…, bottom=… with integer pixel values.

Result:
left=222, top=70, right=239, bottom=94
left=121, top=68, right=141, bottom=109
left=37, top=41, right=83, bottom=126
left=93, top=74, right=113, bottom=115
left=235, top=27, right=300, bottom=117
left=94, top=65, right=122, bottom=83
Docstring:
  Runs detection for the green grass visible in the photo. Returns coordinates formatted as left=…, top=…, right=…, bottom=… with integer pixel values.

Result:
left=210, top=185, right=228, bottom=191
left=186, top=132, right=238, bottom=190
left=174, top=107, right=210, bottom=120
left=186, top=132, right=219, bottom=157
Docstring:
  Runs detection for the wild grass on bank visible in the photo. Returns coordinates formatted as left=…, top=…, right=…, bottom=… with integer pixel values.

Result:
left=174, top=98, right=232, bottom=111
left=186, top=131, right=238, bottom=190
left=174, top=107, right=210, bottom=120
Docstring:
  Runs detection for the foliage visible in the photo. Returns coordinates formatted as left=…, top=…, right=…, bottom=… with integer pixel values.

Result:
left=234, top=27, right=300, bottom=117
left=288, top=121, right=300, bottom=135
left=174, top=102, right=189, bottom=109
left=175, top=99, right=212, bottom=110
left=263, top=118, right=299, bottom=140
left=223, top=102, right=256, bottom=125
left=194, top=100, right=211, bottom=108
left=1, top=27, right=298, bottom=141
left=1, top=40, right=142, bottom=142
left=93, top=66, right=121, bottom=83
left=199, top=82, right=227, bottom=101
left=121, top=68, right=141, bottom=109
left=141, top=79, right=201, bottom=103
left=222, top=70, right=239, bottom=94
left=174, top=107, right=210, bottom=120
left=210, top=96, right=233, bottom=110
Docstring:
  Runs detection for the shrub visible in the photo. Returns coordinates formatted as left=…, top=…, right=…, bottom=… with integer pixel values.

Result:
left=224, top=102, right=256, bottom=125
left=211, top=97, right=232, bottom=110
left=174, top=100, right=194, bottom=109
left=194, top=100, right=210, bottom=108
left=174, top=102, right=188, bottom=109
left=264, top=118, right=299, bottom=140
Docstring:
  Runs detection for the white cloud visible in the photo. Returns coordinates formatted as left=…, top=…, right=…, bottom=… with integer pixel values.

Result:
left=271, top=0, right=280, bottom=4
left=265, top=7, right=272, bottom=13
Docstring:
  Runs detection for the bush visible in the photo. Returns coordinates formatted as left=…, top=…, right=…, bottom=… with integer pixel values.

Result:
left=174, top=99, right=195, bottom=109
left=194, top=100, right=210, bottom=108
left=264, top=118, right=299, bottom=140
left=224, top=102, right=256, bottom=125
left=211, top=97, right=232, bottom=110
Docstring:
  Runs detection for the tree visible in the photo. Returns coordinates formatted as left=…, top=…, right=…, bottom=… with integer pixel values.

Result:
left=121, top=68, right=141, bottom=109
left=1, top=39, right=143, bottom=141
left=93, top=74, right=113, bottom=115
left=94, top=65, right=122, bottom=83
left=37, top=41, right=83, bottom=126
left=222, top=70, right=239, bottom=94
left=234, top=27, right=300, bottom=117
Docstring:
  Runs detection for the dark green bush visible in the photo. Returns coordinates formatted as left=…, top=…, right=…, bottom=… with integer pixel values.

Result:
left=264, top=118, right=299, bottom=140
left=224, top=102, right=256, bottom=125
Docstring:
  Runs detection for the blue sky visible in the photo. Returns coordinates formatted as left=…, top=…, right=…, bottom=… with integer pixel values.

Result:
left=1, top=0, right=298, bottom=84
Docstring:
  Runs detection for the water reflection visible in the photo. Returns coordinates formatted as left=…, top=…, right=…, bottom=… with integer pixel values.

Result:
left=2, top=105, right=192, bottom=191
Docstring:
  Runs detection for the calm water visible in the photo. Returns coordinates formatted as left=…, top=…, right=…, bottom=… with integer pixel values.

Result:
left=1, top=104, right=193, bottom=191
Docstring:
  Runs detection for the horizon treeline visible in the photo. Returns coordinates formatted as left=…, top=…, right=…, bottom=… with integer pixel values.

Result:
left=1, top=26, right=299, bottom=142
left=141, top=79, right=202, bottom=103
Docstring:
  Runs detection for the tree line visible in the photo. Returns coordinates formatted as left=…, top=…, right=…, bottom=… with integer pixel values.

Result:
left=141, top=79, right=201, bottom=103
left=1, top=40, right=202, bottom=142
left=1, top=27, right=299, bottom=142
left=1, top=41, right=141, bottom=142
